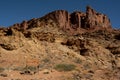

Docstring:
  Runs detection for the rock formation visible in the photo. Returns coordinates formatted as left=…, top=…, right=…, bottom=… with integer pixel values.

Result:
left=0, top=6, right=120, bottom=80
left=85, top=6, right=111, bottom=29
left=40, top=6, right=112, bottom=33
left=9, top=6, right=111, bottom=35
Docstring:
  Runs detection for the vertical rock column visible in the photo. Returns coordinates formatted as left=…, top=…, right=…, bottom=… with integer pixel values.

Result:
left=85, top=6, right=111, bottom=29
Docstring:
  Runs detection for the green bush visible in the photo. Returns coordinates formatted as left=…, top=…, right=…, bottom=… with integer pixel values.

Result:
left=54, top=63, right=76, bottom=71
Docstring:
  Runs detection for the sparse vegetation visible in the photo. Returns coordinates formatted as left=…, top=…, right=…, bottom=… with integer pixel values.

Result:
left=42, top=58, right=50, bottom=63
left=18, top=66, right=38, bottom=75
left=23, top=66, right=38, bottom=72
left=0, top=6, right=120, bottom=80
left=0, top=73, right=7, bottom=77
left=0, top=67, right=5, bottom=73
left=83, top=63, right=91, bottom=70
left=74, top=58, right=82, bottom=64
left=54, top=63, right=76, bottom=71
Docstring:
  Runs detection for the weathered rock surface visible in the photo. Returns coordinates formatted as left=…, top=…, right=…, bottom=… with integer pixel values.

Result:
left=85, top=6, right=111, bottom=29
left=9, top=6, right=112, bottom=35
left=0, top=6, right=119, bottom=80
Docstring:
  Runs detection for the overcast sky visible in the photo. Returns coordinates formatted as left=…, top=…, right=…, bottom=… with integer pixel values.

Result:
left=0, top=0, right=119, bottom=28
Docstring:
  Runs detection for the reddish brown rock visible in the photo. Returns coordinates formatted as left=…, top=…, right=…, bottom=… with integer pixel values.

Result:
left=70, top=11, right=86, bottom=29
left=41, top=6, right=112, bottom=34
left=44, top=10, right=70, bottom=30
left=85, top=6, right=111, bottom=29
left=9, top=6, right=112, bottom=34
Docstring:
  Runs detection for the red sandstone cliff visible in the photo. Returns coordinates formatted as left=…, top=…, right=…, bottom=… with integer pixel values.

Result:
left=10, top=6, right=112, bottom=34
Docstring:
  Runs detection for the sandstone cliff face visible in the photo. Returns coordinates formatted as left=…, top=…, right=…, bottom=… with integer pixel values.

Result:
left=49, top=10, right=69, bottom=27
left=41, top=6, right=111, bottom=33
left=85, top=6, right=111, bottom=29
left=70, top=11, right=86, bottom=29
left=10, top=6, right=111, bottom=35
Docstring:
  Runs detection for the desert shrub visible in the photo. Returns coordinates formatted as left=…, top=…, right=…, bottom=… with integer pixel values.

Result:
left=19, top=66, right=38, bottom=75
left=20, top=70, right=32, bottom=75
left=74, top=58, right=82, bottom=64
left=13, top=67, right=25, bottom=71
left=0, top=67, right=5, bottom=73
left=42, top=58, right=50, bottom=63
left=0, top=73, right=7, bottom=77
left=54, top=63, right=76, bottom=71
left=83, top=63, right=91, bottom=70
left=23, top=66, right=38, bottom=72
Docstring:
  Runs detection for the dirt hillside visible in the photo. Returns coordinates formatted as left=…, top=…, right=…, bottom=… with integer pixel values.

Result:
left=0, top=6, right=120, bottom=80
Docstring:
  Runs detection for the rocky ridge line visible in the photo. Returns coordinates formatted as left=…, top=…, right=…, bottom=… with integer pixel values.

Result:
left=7, top=6, right=112, bottom=35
